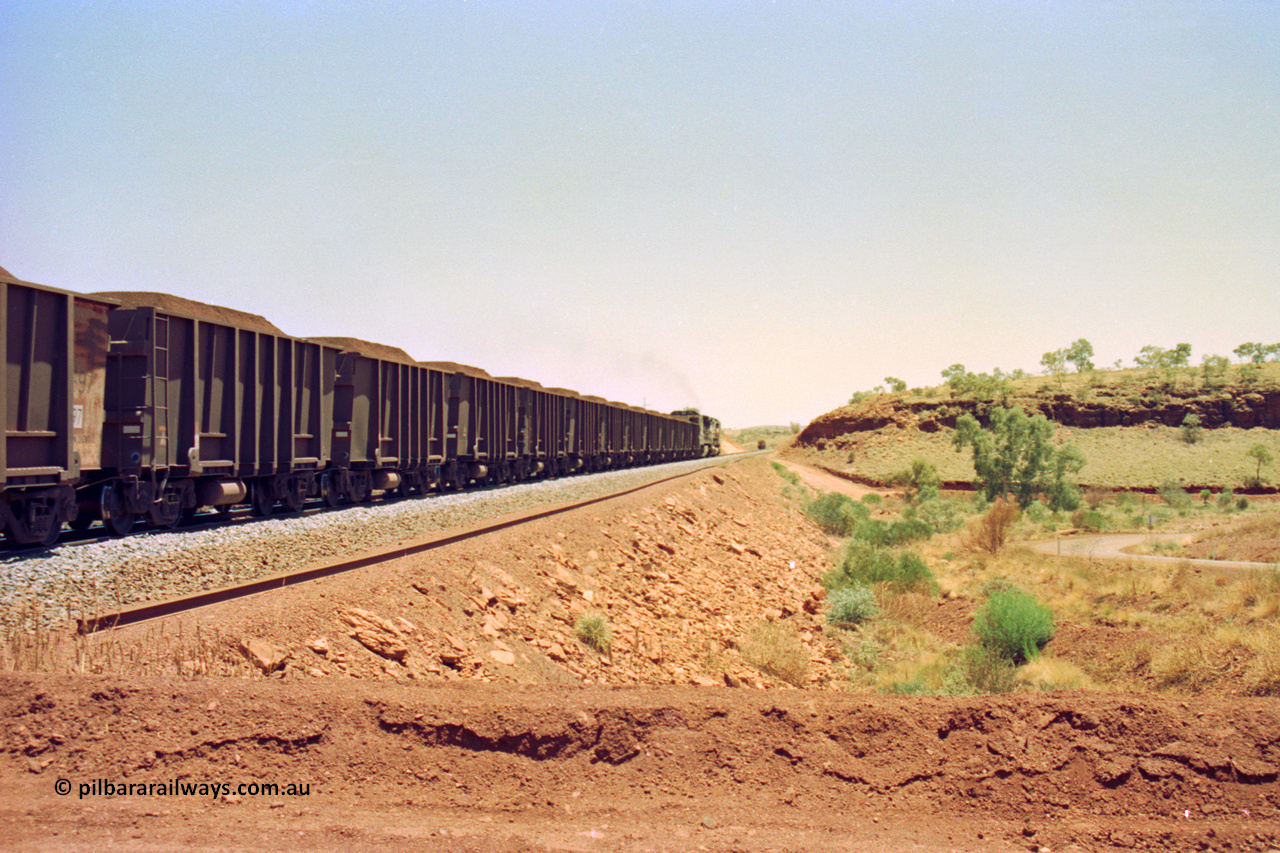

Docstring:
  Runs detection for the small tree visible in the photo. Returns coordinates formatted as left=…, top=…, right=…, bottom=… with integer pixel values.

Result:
left=953, top=406, right=1085, bottom=510
left=888, top=458, right=941, bottom=502
left=1201, top=354, right=1230, bottom=388
left=1065, top=338, right=1095, bottom=373
left=1137, top=343, right=1192, bottom=387
left=941, top=363, right=969, bottom=393
left=1135, top=344, right=1167, bottom=371
left=1248, top=443, right=1274, bottom=485
left=1181, top=412, right=1203, bottom=444
left=1235, top=342, right=1269, bottom=364
left=884, top=376, right=907, bottom=393
left=1040, top=349, right=1068, bottom=389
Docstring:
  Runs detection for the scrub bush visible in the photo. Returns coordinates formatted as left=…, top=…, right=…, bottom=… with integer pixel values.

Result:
left=826, top=585, right=881, bottom=627
left=825, top=542, right=938, bottom=595
left=972, top=587, right=1055, bottom=664
left=574, top=612, right=612, bottom=654
left=805, top=492, right=869, bottom=537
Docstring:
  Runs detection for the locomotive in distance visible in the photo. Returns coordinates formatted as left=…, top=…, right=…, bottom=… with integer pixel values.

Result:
left=0, top=271, right=721, bottom=547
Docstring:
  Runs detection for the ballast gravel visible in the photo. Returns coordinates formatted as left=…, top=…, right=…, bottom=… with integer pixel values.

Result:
left=0, top=456, right=741, bottom=630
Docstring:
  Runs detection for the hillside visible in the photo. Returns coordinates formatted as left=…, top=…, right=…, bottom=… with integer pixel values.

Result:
left=789, top=362, right=1280, bottom=491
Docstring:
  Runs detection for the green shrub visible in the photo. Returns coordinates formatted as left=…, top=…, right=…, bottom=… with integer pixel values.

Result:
left=826, top=585, right=881, bottom=627
left=825, top=542, right=938, bottom=594
left=860, top=493, right=883, bottom=506
left=972, top=587, right=1055, bottom=664
left=824, top=541, right=895, bottom=589
left=1217, top=487, right=1235, bottom=511
left=1070, top=508, right=1108, bottom=532
left=889, top=458, right=941, bottom=501
left=1181, top=412, right=1203, bottom=444
left=805, top=492, right=870, bottom=536
left=980, top=577, right=1018, bottom=598
left=1024, top=500, right=1050, bottom=523
left=850, top=516, right=934, bottom=547
left=574, top=612, right=612, bottom=654
left=884, top=677, right=933, bottom=695
left=916, top=496, right=963, bottom=532
left=892, top=552, right=937, bottom=593
left=770, top=461, right=801, bottom=487
left=1159, top=479, right=1191, bottom=510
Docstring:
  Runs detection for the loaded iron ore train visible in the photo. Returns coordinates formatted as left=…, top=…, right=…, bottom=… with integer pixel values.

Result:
left=0, top=271, right=721, bottom=547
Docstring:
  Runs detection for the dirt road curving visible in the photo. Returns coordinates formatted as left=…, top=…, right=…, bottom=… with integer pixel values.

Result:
left=1027, top=532, right=1280, bottom=573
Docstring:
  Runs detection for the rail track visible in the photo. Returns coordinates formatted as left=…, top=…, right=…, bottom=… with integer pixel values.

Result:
left=74, top=450, right=764, bottom=634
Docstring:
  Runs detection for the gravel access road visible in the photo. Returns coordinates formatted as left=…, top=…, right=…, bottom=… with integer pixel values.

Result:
left=1026, top=531, right=1280, bottom=573
left=1, top=454, right=751, bottom=630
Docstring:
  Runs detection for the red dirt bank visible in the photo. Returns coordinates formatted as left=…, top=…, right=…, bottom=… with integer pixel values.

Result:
left=4, top=676, right=1279, bottom=852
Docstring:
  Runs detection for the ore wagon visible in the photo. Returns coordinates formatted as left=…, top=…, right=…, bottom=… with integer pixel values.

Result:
left=1, top=274, right=114, bottom=546
left=422, top=362, right=521, bottom=487
left=89, top=292, right=339, bottom=533
left=312, top=338, right=447, bottom=503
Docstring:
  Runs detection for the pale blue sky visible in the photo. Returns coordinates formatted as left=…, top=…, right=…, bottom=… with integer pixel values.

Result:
left=3, top=2, right=1277, bottom=427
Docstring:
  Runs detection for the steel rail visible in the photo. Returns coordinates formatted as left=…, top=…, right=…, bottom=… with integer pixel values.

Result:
left=76, top=452, right=762, bottom=634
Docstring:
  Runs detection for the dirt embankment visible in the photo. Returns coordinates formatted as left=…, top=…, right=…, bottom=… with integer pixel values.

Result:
left=5, top=676, right=1279, bottom=852
left=69, top=458, right=843, bottom=689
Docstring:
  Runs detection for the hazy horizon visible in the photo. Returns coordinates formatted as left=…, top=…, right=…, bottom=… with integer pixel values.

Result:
left=3, top=2, right=1277, bottom=427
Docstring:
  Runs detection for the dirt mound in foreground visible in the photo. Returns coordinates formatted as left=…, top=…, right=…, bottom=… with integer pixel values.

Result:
left=3, top=675, right=1278, bottom=851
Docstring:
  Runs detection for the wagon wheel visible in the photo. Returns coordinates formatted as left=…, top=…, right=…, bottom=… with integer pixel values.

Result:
left=147, top=488, right=183, bottom=530
left=101, top=484, right=137, bottom=538
left=350, top=475, right=372, bottom=503
left=321, top=472, right=343, bottom=508
left=397, top=476, right=416, bottom=499
left=250, top=481, right=276, bottom=517
left=281, top=477, right=306, bottom=514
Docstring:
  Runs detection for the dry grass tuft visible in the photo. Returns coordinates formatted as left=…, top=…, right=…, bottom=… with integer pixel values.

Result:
left=1241, top=623, right=1280, bottom=695
left=878, top=589, right=935, bottom=625
left=964, top=498, right=1020, bottom=555
left=2, top=600, right=248, bottom=679
left=740, top=621, right=810, bottom=687
left=1017, top=656, right=1093, bottom=691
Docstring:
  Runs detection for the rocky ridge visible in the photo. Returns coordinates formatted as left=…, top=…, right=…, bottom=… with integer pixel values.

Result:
left=799, top=383, right=1280, bottom=447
